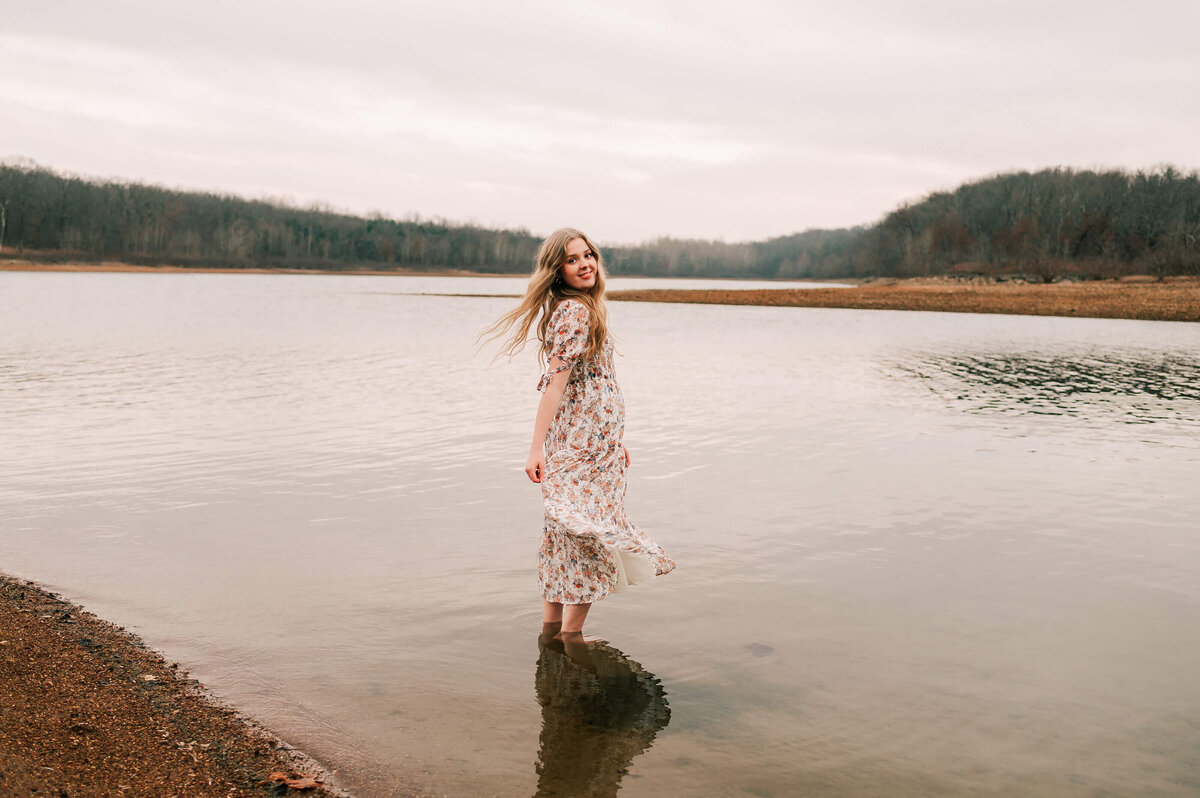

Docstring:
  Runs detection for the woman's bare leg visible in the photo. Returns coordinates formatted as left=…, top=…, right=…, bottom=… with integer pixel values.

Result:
left=561, top=602, right=591, bottom=635
left=540, top=621, right=562, bottom=644
left=542, top=599, right=563, bottom=624
left=559, top=631, right=595, bottom=669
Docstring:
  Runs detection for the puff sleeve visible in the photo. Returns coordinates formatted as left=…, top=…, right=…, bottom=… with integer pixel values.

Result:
left=536, top=300, right=590, bottom=392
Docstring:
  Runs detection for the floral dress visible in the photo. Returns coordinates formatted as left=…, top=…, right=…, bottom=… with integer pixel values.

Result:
left=536, top=299, right=675, bottom=605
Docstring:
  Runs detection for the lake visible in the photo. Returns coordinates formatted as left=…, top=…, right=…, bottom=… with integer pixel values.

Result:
left=2, top=271, right=1198, bottom=797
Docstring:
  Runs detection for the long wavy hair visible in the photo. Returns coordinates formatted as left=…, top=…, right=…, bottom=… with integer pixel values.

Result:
left=481, top=228, right=611, bottom=367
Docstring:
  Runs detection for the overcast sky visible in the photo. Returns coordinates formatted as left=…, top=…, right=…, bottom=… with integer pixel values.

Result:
left=3, top=0, right=1198, bottom=243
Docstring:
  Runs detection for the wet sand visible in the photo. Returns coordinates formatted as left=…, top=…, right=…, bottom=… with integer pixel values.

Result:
left=609, top=277, right=1200, bottom=322
left=0, top=573, right=353, bottom=797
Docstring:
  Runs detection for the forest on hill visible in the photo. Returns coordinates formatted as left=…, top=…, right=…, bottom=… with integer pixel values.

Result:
left=1, top=160, right=1197, bottom=279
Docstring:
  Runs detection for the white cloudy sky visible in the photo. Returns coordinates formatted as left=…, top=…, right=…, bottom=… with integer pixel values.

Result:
left=2, top=0, right=1197, bottom=243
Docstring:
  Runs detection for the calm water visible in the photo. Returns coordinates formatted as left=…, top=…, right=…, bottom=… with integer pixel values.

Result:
left=2, top=272, right=1199, bottom=797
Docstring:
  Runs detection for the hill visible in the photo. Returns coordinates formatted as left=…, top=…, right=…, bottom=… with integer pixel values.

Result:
left=2, top=161, right=1197, bottom=279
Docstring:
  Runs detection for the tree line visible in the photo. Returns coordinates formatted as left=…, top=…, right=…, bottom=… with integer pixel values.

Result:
left=0, top=158, right=541, bottom=273
left=607, top=167, right=1200, bottom=280
left=2, top=159, right=1198, bottom=279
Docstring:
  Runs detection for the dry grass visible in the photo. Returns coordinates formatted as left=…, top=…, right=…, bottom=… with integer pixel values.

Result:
left=609, top=279, right=1200, bottom=323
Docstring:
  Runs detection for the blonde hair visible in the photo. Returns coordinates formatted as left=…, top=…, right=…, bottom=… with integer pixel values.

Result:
left=481, top=228, right=611, bottom=366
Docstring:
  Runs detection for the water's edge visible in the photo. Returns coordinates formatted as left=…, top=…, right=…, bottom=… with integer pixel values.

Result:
left=0, top=570, right=363, bottom=798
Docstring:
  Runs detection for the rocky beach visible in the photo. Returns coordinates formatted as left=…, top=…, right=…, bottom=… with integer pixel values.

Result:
left=0, top=574, right=351, bottom=798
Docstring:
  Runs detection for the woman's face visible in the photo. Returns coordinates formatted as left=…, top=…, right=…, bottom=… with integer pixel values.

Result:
left=559, top=237, right=597, bottom=290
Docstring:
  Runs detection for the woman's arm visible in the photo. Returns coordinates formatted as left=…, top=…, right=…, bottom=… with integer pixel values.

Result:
left=525, top=365, right=571, bottom=483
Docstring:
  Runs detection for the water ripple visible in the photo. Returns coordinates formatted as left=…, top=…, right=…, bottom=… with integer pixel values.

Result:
left=900, top=350, right=1200, bottom=425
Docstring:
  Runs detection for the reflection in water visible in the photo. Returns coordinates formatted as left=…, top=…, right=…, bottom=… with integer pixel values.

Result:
left=903, top=351, right=1200, bottom=424
left=534, top=629, right=671, bottom=797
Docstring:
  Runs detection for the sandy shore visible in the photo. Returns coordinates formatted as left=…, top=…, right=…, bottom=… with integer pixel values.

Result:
left=0, top=573, right=352, bottom=797
left=608, top=277, right=1200, bottom=322
left=0, top=260, right=504, bottom=278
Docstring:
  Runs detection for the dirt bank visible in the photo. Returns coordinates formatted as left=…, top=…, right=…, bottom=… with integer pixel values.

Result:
left=608, top=278, right=1200, bottom=322
left=0, top=573, right=349, bottom=797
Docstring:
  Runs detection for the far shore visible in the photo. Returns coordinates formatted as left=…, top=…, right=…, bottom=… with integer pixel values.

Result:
left=4, top=260, right=1196, bottom=322
left=0, top=259, right=508, bottom=278
left=0, top=260, right=835, bottom=281
left=609, top=277, right=1200, bottom=323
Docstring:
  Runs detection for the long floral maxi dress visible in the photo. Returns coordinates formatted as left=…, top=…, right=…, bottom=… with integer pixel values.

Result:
left=536, top=299, right=675, bottom=605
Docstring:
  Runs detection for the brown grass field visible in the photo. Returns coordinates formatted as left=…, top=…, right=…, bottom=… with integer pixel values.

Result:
left=608, top=278, right=1200, bottom=323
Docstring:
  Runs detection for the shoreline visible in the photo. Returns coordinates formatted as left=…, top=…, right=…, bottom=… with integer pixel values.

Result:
left=0, top=573, right=352, bottom=797
left=5, top=261, right=1197, bottom=322
left=0, top=260, right=507, bottom=278
left=0, top=260, right=834, bottom=282
left=608, top=278, right=1200, bottom=323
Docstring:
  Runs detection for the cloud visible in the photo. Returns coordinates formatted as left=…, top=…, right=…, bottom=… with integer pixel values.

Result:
left=2, top=0, right=1198, bottom=241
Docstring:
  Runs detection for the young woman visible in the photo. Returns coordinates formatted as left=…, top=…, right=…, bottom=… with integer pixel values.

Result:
left=484, top=228, right=675, bottom=639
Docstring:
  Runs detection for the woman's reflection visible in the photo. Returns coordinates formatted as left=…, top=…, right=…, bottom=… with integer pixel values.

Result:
left=534, top=623, right=671, bottom=797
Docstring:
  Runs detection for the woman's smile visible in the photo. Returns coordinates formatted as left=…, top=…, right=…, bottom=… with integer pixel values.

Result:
left=561, top=237, right=598, bottom=290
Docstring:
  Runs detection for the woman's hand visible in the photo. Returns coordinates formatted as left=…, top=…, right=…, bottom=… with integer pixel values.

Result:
left=525, top=451, right=545, bottom=483
left=622, top=443, right=631, bottom=467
